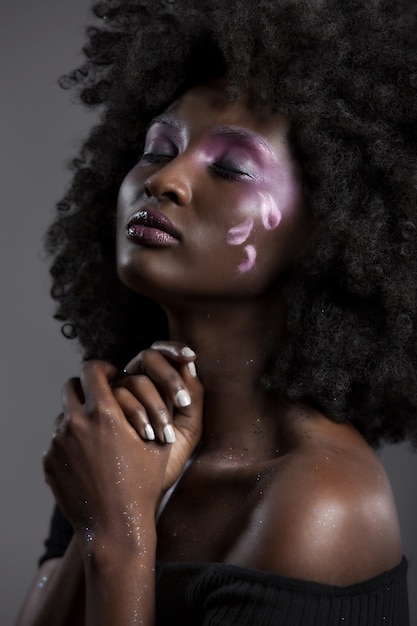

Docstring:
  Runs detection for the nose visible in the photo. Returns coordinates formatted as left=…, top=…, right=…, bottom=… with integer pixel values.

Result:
left=144, top=159, right=192, bottom=206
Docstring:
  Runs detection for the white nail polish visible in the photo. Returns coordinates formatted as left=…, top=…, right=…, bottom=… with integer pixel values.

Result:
left=163, top=424, right=176, bottom=444
left=187, top=361, right=197, bottom=378
left=145, top=424, right=155, bottom=441
left=181, top=347, right=196, bottom=358
left=176, top=389, right=191, bottom=407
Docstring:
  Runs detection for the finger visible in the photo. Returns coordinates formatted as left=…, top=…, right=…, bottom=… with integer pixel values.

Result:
left=151, top=341, right=197, bottom=363
left=111, top=386, right=156, bottom=442
left=44, top=412, right=68, bottom=485
left=169, top=361, right=204, bottom=442
left=150, top=341, right=198, bottom=379
left=79, top=360, right=121, bottom=417
left=113, top=376, right=174, bottom=444
left=62, top=378, right=85, bottom=413
left=176, top=360, right=204, bottom=415
left=122, top=349, right=195, bottom=410
left=125, top=341, right=196, bottom=369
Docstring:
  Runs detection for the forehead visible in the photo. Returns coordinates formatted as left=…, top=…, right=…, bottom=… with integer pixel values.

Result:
left=162, top=80, right=291, bottom=156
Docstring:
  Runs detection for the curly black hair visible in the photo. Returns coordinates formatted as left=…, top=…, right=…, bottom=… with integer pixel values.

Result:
left=45, top=0, right=417, bottom=448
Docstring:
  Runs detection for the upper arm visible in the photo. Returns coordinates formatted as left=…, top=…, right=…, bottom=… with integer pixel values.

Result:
left=247, top=452, right=403, bottom=586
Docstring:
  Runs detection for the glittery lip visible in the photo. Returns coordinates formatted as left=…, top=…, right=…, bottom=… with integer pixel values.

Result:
left=126, top=208, right=181, bottom=245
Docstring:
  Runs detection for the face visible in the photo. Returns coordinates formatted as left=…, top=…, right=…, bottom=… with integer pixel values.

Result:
left=117, top=80, right=310, bottom=305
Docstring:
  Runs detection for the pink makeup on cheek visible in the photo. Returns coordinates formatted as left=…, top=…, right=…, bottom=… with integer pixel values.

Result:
left=226, top=218, right=254, bottom=245
left=238, top=245, right=257, bottom=273
left=259, top=192, right=282, bottom=231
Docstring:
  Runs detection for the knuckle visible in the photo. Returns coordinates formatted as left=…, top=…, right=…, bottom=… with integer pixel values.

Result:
left=81, top=359, right=102, bottom=374
left=132, top=405, right=147, bottom=422
left=156, top=406, right=169, bottom=424
left=90, top=399, right=114, bottom=420
left=150, top=340, right=167, bottom=349
left=135, top=374, right=152, bottom=388
left=140, top=348, right=154, bottom=360
left=137, top=349, right=158, bottom=372
left=112, top=386, right=128, bottom=402
left=125, top=351, right=151, bottom=376
left=166, top=371, right=182, bottom=388
left=65, top=411, right=80, bottom=431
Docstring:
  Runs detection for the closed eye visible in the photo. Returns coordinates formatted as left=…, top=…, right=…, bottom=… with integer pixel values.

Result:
left=139, top=131, right=178, bottom=165
left=140, top=152, right=174, bottom=165
left=210, top=163, right=253, bottom=181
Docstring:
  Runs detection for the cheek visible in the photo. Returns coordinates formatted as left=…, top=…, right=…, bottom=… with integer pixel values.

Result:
left=118, top=167, right=142, bottom=209
left=225, top=188, right=283, bottom=275
left=224, top=174, right=303, bottom=276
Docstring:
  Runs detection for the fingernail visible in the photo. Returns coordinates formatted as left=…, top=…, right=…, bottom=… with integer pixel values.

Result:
left=144, top=424, right=155, bottom=441
left=187, top=361, right=197, bottom=378
left=163, top=424, right=176, bottom=444
left=181, top=347, right=196, bottom=358
left=176, top=389, right=191, bottom=407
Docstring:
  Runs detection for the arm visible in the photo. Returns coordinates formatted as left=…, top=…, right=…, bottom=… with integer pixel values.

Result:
left=15, top=537, right=85, bottom=626
left=17, top=512, right=157, bottom=626
left=15, top=509, right=155, bottom=626
left=81, top=516, right=157, bottom=625
left=20, top=343, right=202, bottom=626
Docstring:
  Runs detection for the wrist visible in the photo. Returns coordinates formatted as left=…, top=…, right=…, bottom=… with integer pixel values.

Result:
left=80, top=524, right=157, bottom=626
left=76, top=511, right=157, bottom=563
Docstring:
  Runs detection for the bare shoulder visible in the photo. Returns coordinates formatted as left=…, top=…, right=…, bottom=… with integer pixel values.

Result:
left=242, top=416, right=403, bottom=586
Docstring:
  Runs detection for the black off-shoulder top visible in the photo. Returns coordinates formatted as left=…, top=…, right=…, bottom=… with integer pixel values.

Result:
left=40, top=505, right=410, bottom=625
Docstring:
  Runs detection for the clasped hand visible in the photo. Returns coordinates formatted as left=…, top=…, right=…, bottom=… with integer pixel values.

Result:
left=43, top=341, right=203, bottom=545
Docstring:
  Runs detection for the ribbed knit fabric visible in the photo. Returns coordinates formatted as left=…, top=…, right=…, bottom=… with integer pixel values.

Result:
left=39, top=505, right=75, bottom=564
left=40, top=506, right=410, bottom=625
left=155, top=560, right=409, bottom=625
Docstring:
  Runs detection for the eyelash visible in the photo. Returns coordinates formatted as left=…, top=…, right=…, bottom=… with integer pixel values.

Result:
left=210, top=163, right=249, bottom=181
left=141, top=152, right=173, bottom=164
left=140, top=152, right=250, bottom=181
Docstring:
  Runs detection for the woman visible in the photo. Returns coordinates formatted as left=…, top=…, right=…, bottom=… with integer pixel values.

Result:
left=17, top=0, right=416, bottom=624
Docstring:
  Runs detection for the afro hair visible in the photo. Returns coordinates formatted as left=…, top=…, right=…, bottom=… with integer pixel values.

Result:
left=45, top=0, right=417, bottom=448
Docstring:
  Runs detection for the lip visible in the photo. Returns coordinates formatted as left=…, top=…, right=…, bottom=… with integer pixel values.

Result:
left=126, top=208, right=180, bottom=246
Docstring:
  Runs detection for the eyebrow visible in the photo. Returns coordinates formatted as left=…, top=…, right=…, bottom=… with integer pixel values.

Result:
left=212, top=125, right=275, bottom=157
left=147, top=114, right=185, bottom=132
left=147, top=115, right=275, bottom=158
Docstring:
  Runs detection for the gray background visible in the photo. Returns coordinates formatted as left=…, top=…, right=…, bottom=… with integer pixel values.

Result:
left=1, top=2, right=416, bottom=624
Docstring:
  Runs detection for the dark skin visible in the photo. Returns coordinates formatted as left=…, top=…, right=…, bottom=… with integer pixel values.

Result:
left=17, top=81, right=402, bottom=626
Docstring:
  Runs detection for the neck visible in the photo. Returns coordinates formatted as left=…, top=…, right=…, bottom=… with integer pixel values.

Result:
left=164, top=291, right=289, bottom=462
